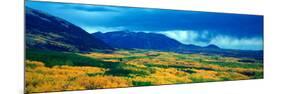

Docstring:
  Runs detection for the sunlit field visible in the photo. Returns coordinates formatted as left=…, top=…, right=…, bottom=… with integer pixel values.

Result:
left=25, top=49, right=263, bottom=93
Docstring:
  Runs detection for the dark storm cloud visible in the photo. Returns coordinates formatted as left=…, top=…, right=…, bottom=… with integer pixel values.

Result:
left=25, top=1, right=263, bottom=50
left=59, top=4, right=118, bottom=12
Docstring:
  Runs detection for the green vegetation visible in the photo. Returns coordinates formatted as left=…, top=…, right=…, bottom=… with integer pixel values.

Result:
left=201, top=61, right=263, bottom=69
left=25, top=49, right=263, bottom=93
left=26, top=49, right=121, bottom=68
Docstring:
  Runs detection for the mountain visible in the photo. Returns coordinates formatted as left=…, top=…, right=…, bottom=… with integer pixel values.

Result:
left=203, top=44, right=220, bottom=49
left=92, top=31, right=219, bottom=51
left=25, top=7, right=112, bottom=52
left=93, top=31, right=183, bottom=50
left=92, top=31, right=263, bottom=60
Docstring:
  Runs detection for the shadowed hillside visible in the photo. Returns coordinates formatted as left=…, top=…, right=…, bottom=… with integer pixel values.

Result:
left=25, top=8, right=112, bottom=52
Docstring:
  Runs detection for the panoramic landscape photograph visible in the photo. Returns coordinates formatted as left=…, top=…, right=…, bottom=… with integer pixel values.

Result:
left=25, top=1, right=264, bottom=93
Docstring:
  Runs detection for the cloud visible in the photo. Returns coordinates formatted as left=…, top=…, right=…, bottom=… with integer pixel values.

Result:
left=158, top=30, right=207, bottom=46
left=157, top=30, right=263, bottom=50
left=82, top=26, right=125, bottom=33
left=26, top=1, right=263, bottom=38
left=210, top=36, right=263, bottom=50
left=60, top=5, right=118, bottom=12
left=25, top=1, right=263, bottom=50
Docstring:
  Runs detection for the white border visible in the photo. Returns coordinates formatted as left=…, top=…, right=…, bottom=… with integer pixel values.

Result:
left=2, top=0, right=281, bottom=94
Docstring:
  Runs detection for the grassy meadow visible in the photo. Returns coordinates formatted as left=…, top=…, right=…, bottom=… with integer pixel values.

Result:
left=25, top=49, right=263, bottom=93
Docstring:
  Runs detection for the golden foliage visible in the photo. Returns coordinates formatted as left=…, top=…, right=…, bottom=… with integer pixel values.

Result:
left=25, top=49, right=263, bottom=93
left=216, top=72, right=250, bottom=80
left=76, top=76, right=131, bottom=89
left=102, top=59, right=120, bottom=63
left=25, top=60, right=131, bottom=93
left=188, top=69, right=250, bottom=82
left=84, top=53, right=124, bottom=59
left=130, top=68, right=192, bottom=85
left=189, top=70, right=221, bottom=82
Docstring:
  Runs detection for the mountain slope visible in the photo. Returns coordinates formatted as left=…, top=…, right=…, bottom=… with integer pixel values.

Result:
left=93, top=31, right=184, bottom=50
left=25, top=7, right=112, bottom=52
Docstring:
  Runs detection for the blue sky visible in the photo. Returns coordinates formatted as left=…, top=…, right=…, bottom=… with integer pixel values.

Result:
left=25, top=1, right=263, bottom=50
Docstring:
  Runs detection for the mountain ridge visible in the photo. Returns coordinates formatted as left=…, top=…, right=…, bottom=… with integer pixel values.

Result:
left=92, top=31, right=221, bottom=50
left=93, top=31, right=183, bottom=50
left=92, top=31, right=263, bottom=60
left=25, top=7, right=112, bottom=52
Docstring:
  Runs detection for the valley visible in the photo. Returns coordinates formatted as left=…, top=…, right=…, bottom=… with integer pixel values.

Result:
left=25, top=49, right=263, bottom=93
